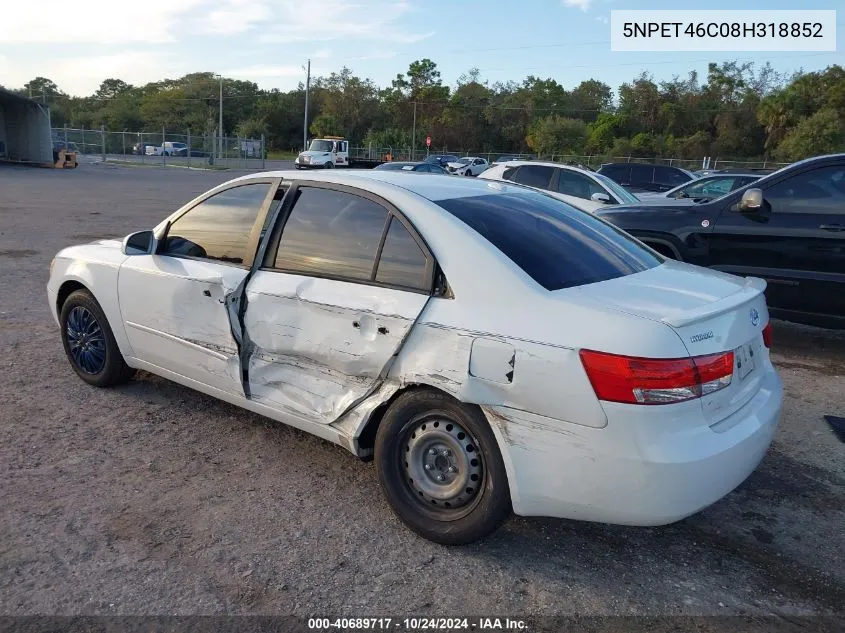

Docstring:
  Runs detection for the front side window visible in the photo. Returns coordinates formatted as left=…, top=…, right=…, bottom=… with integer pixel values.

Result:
left=513, top=165, right=554, bottom=190
left=436, top=191, right=661, bottom=291
left=659, top=167, right=692, bottom=186
left=556, top=169, right=606, bottom=201
left=765, top=165, right=845, bottom=215
left=593, top=173, right=639, bottom=204
left=274, top=187, right=389, bottom=280
left=161, top=183, right=271, bottom=264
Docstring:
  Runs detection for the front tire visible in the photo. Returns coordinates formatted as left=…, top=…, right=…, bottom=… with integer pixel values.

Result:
left=375, top=389, right=511, bottom=545
left=60, top=289, right=135, bottom=387
left=323, top=161, right=335, bottom=169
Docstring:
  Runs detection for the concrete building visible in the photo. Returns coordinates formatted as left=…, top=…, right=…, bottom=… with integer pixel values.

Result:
left=0, top=86, right=53, bottom=164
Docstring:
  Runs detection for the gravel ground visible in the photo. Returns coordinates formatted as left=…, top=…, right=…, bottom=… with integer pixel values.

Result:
left=0, top=163, right=843, bottom=620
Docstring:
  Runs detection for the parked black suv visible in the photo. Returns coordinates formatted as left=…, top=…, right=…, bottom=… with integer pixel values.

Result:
left=597, top=162, right=695, bottom=193
left=597, top=154, right=845, bottom=328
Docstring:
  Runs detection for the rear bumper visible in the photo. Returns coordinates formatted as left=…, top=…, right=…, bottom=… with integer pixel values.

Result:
left=486, top=365, right=782, bottom=525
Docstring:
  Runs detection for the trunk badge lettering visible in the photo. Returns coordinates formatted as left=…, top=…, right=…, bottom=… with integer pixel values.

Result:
left=750, top=308, right=760, bottom=327
left=690, top=331, right=714, bottom=343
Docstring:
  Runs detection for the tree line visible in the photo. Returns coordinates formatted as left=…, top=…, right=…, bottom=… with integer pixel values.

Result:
left=10, top=59, right=845, bottom=161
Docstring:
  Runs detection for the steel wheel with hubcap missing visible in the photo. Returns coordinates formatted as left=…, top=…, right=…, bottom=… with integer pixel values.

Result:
left=375, top=389, right=511, bottom=545
left=403, top=414, right=484, bottom=516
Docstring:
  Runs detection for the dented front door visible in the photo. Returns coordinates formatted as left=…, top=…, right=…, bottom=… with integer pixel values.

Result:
left=242, top=272, right=428, bottom=423
left=119, top=257, right=248, bottom=395
left=118, top=179, right=277, bottom=396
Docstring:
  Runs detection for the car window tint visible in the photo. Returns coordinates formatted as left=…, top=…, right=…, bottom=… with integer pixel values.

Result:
left=682, top=177, right=734, bottom=198
left=599, top=164, right=628, bottom=181
left=659, top=167, right=692, bottom=186
left=557, top=170, right=607, bottom=200
left=274, top=187, right=389, bottom=280
left=734, top=176, right=758, bottom=189
left=162, top=183, right=271, bottom=264
left=765, top=166, right=845, bottom=215
left=436, top=191, right=661, bottom=291
left=513, top=165, right=554, bottom=190
left=502, top=167, right=518, bottom=181
left=630, top=164, right=654, bottom=184
left=375, top=217, right=429, bottom=290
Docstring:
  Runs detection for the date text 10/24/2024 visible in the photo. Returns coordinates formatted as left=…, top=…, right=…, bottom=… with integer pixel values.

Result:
left=308, top=618, right=528, bottom=631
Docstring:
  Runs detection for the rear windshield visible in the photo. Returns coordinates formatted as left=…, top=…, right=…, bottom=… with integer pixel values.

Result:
left=436, top=191, right=661, bottom=291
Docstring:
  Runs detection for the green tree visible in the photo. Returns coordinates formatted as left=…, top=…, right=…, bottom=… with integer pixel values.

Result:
left=527, top=116, right=588, bottom=157
left=774, top=109, right=845, bottom=161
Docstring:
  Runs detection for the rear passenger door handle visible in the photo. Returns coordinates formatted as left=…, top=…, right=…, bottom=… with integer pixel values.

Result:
left=377, top=326, right=389, bottom=335
left=819, top=224, right=844, bottom=232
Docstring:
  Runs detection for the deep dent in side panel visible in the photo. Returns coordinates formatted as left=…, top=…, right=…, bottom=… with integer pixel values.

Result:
left=332, top=321, right=607, bottom=455
left=242, top=285, right=416, bottom=424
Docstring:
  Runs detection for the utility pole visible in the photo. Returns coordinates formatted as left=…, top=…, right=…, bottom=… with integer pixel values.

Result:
left=303, top=59, right=311, bottom=151
left=218, top=75, right=224, bottom=160
left=411, top=101, right=417, bottom=161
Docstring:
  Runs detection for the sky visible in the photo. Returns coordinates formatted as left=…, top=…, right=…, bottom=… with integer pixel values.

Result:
left=0, top=0, right=841, bottom=97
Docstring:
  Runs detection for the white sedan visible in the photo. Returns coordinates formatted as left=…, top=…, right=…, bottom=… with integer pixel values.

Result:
left=479, top=160, right=641, bottom=212
left=446, top=156, right=489, bottom=176
left=47, top=171, right=782, bottom=544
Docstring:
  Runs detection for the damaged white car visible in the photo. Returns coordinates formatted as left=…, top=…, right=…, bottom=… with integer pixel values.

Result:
left=48, top=171, right=783, bottom=544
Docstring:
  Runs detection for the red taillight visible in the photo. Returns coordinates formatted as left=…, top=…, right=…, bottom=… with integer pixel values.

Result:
left=579, top=349, right=734, bottom=405
left=762, top=321, right=772, bottom=348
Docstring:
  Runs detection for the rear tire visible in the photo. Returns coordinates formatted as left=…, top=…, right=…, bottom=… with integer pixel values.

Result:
left=60, top=289, right=135, bottom=387
left=375, top=389, right=511, bottom=545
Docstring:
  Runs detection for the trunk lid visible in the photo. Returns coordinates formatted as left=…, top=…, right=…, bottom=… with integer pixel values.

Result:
left=573, top=261, right=770, bottom=424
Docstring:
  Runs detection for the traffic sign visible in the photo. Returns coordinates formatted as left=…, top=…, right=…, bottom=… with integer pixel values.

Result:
left=425, top=135, right=431, bottom=148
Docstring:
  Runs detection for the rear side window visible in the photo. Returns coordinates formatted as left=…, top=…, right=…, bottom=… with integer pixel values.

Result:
left=630, top=164, right=654, bottom=184
left=375, top=217, right=430, bottom=290
left=512, top=165, right=554, bottom=190
left=502, top=167, right=518, bottom=181
left=273, top=187, right=389, bottom=280
left=599, top=164, right=629, bottom=181
left=436, top=192, right=661, bottom=291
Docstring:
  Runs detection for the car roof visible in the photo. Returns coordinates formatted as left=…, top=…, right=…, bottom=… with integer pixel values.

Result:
left=493, top=160, right=597, bottom=178
left=693, top=173, right=762, bottom=179
left=231, top=169, right=530, bottom=202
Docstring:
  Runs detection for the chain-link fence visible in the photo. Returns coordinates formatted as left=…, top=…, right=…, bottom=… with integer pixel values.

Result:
left=350, top=147, right=788, bottom=171
left=52, top=127, right=266, bottom=169
left=50, top=128, right=787, bottom=173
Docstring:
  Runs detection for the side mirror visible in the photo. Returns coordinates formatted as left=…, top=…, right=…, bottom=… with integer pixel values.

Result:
left=590, top=192, right=611, bottom=204
left=739, top=188, right=764, bottom=211
left=122, top=230, right=154, bottom=255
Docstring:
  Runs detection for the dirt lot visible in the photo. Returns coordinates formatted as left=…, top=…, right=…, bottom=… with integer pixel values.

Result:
left=0, top=163, right=843, bottom=620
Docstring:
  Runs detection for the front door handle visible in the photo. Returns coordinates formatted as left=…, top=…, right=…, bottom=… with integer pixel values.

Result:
left=352, top=320, right=360, bottom=329
left=377, top=326, right=389, bottom=335
left=819, top=224, right=844, bottom=232
left=203, top=289, right=212, bottom=297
